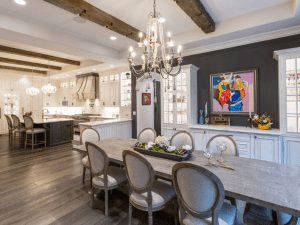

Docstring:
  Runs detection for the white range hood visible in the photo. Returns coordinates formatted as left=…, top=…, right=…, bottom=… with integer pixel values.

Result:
left=73, top=73, right=99, bottom=100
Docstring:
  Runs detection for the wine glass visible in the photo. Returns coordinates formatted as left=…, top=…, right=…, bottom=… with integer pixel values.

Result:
left=217, top=143, right=227, bottom=162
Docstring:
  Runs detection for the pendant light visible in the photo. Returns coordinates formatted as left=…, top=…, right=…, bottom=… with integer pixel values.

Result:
left=41, top=61, right=57, bottom=95
left=26, top=68, right=40, bottom=96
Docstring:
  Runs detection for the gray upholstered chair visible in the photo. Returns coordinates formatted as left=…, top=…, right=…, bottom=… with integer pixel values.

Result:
left=172, top=162, right=237, bottom=225
left=11, top=114, right=25, bottom=149
left=5, top=114, right=14, bottom=145
left=23, top=115, right=46, bottom=150
left=206, top=135, right=238, bottom=157
left=277, top=212, right=299, bottom=225
left=138, top=128, right=157, bottom=144
left=170, top=131, right=194, bottom=151
left=86, top=142, right=127, bottom=216
left=80, top=128, right=100, bottom=185
left=123, top=150, right=176, bottom=225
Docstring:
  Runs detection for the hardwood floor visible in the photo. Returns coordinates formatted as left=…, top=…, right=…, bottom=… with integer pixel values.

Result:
left=0, top=135, right=175, bottom=225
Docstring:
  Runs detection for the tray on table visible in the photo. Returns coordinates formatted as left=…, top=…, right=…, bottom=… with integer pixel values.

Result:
left=133, top=147, right=192, bottom=161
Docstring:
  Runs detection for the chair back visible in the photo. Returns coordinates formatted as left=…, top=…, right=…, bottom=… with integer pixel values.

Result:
left=80, top=128, right=100, bottom=145
left=85, top=142, right=108, bottom=176
left=138, top=128, right=157, bottom=144
left=11, top=114, right=21, bottom=129
left=170, top=131, right=194, bottom=151
left=123, top=150, right=154, bottom=193
left=172, top=163, right=225, bottom=223
left=4, top=115, right=13, bottom=130
left=23, top=115, right=34, bottom=131
left=206, top=135, right=238, bottom=157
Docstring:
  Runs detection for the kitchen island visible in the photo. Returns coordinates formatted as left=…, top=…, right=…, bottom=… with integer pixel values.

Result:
left=79, top=118, right=132, bottom=139
left=27, top=118, right=74, bottom=146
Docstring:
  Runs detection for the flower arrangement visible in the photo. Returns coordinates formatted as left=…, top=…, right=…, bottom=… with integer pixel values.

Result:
left=135, top=135, right=192, bottom=156
left=252, top=113, right=273, bottom=130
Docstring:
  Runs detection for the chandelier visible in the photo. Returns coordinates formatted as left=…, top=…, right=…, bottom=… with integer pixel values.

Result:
left=42, top=83, right=57, bottom=95
left=26, top=86, right=40, bottom=96
left=128, top=0, right=183, bottom=80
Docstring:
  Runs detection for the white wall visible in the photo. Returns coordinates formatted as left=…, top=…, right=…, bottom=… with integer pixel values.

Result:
left=136, top=78, right=155, bottom=134
left=0, top=72, right=47, bottom=134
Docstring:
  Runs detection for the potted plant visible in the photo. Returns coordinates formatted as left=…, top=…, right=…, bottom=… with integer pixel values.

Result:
left=252, top=113, right=273, bottom=130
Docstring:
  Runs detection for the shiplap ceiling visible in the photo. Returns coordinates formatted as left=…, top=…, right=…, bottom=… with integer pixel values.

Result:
left=0, top=0, right=299, bottom=76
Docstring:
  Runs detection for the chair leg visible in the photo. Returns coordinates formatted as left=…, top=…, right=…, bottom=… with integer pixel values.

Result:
left=174, top=199, right=179, bottom=225
left=105, top=189, right=108, bottom=216
left=89, top=170, right=92, bottom=188
left=24, top=133, right=27, bottom=150
left=90, top=186, right=95, bottom=208
left=44, top=132, right=46, bottom=147
left=82, top=166, right=86, bottom=183
left=31, top=134, right=34, bottom=151
left=128, top=203, right=132, bottom=225
left=148, top=209, right=153, bottom=225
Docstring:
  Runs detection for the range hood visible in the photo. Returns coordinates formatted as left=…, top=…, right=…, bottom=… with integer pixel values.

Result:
left=73, top=73, right=99, bottom=100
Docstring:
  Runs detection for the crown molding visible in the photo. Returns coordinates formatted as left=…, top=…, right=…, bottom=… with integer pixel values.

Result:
left=183, top=25, right=300, bottom=57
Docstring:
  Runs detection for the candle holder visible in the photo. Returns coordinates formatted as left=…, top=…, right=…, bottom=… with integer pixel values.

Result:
left=246, top=117, right=253, bottom=128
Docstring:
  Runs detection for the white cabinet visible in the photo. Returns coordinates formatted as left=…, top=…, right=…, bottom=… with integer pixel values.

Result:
left=99, top=74, right=120, bottom=107
left=284, top=136, right=300, bottom=166
left=161, top=64, right=198, bottom=136
left=275, top=48, right=300, bottom=166
left=253, top=134, right=280, bottom=163
left=190, top=125, right=281, bottom=162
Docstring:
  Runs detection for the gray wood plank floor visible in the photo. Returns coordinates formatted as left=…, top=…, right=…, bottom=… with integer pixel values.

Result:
left=0, top=135, right=244, bottom=225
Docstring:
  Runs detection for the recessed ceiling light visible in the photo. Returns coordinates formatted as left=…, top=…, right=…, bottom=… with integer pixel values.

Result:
left=92, top=68, right=96, bottom=71
left=110, top=36, right=117, bottom=41
left=14, top=0, right=26, bottom=5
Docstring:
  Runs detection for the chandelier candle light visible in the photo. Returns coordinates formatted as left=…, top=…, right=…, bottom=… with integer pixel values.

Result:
left=128, top=0, right=183, bottom=83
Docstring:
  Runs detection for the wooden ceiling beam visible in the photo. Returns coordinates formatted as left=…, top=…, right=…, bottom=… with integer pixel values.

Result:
left=174, top=0, right=215, bottom=33
left=0, top=45, right=80, bottom=66
left=44, top=0, right=142, bottom=42
left=0, top=57, right=62, bottom=70
left=0, top=65, right=47, bottom=75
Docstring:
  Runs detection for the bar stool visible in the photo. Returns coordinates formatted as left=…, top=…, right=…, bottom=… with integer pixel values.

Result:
left=23, top=115, right=46, bottom=150
left=4, top=115, right=14, bottom=145
left=11, top=114, right=25, bottom=149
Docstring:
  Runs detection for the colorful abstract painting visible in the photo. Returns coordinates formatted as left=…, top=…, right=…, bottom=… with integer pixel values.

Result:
left=210, top=70, right=257, bottom=115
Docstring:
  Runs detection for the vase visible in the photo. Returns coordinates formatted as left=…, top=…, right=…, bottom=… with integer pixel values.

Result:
left=258, top=124, right=270, bottom=130
left=199, top=110, right=204, bottom=125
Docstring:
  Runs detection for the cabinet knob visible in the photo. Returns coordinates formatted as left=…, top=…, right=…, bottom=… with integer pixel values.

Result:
left=254, top=135, right=257, bottom=139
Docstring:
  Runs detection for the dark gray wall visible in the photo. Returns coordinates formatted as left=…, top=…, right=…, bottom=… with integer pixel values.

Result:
left=131, top=34, right=300, bottom=136
left=182, top=34, right=300, bottom=128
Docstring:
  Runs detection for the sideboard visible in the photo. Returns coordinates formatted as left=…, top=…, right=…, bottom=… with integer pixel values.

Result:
left=189, top=125, right=284, bottom=164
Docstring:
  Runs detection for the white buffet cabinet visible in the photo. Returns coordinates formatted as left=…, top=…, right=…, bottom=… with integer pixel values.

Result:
left=79, top=118, right=132, bottom=139
left=189, top=125, right=282, bottom=163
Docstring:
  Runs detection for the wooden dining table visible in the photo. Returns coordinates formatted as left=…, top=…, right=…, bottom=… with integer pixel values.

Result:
left=74, top=138, right=300, bottom=218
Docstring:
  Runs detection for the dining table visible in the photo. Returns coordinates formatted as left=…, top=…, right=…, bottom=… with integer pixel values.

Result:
left=73, top=138, right=300, bottom=219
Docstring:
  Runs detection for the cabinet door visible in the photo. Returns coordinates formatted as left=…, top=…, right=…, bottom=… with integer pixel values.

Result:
left=254, top=135, right=280, bottom=163
left=285, top=137, right=300, bottom=167
left=191, top=130, right=207, bottom=151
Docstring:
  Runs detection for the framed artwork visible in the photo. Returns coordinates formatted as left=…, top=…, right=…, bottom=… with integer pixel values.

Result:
left=210, top=69, right=257, bottom=115
left=142, top=93, right=151, bottom=105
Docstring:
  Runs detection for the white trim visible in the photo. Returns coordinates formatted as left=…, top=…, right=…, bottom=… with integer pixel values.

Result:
left=183, top=25, right=300, bottom=57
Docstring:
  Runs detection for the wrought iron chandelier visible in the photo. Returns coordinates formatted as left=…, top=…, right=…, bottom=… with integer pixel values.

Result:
left=128, top=0, right=183, bottom=80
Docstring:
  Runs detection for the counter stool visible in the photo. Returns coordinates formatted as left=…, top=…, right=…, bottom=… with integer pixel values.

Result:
left=11, top=114, right=25, bottom=149
left=5, top=115, right=14, bottom=146
left=23, top=115, right=46, bottom=150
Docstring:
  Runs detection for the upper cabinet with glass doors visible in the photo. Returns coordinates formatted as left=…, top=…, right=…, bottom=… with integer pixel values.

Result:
left=161, top=64, right=198, bottom=137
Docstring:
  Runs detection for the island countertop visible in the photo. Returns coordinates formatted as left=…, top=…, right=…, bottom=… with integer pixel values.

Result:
left=79, top=118, right=132, bottom=127
left=30, top=118, right=74, bottom=124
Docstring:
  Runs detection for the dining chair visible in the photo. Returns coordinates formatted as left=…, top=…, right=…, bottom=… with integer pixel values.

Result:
left=172, top=162, right=237, bottom=225
left=122, top=150, right=177, bottom=225
left=23, top=115, right=46, bottom=150
left=206, top=135, right=238, bottom=157
left=11, top=114, right=25, bottom=149
left=170, top=130, right=194, bottom=151
left=277, top=212, right=299, bottom=225
left=4, top=114, right=14, bottom=145
left=80, top=128, right=100, bottom=186
left=138, top=128, right=157, bottom=144
left=86, top=141, right=127, bottom=216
